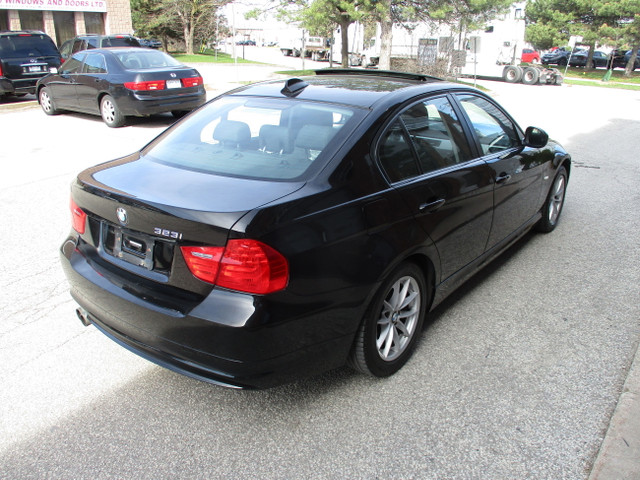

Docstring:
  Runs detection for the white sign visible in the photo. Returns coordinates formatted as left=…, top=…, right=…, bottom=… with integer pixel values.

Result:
left=0, top=0, right=107, bottom=12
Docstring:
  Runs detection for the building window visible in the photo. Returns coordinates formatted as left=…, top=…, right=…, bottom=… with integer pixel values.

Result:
left=85, top=12, right=105, bottom=34
left=0, top=10, right=9, bottom=31
left=53, top=11, right=76, bottom=46
left=19, top=10, right=44, bottom=31
left=515, top=9, right=524, bottom=19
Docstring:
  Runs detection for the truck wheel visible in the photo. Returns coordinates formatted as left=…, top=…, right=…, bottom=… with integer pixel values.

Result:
left=503, top=66, right=522, bottom=83
left=522, top=67, right=540, bottom=85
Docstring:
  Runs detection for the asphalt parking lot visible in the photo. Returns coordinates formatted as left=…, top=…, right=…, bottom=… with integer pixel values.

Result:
left=1, top=56, right=639, bottom=479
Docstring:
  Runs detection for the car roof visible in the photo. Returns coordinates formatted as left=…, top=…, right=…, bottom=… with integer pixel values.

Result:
left=0, top=30, right=48, bottom=36
left=227, top=70, right=472, bottom=109
left=79, top=47, right=156, bottom=55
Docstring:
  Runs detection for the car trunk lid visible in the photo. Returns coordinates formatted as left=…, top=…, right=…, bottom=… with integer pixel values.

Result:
left=72, top=153, right=304, bottom=292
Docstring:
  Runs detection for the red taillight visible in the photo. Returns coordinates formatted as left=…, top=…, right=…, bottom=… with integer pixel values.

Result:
left=180, top=246, right=224, bottom=284
left=124, top=80, right=166, bottom=91
left=0, top=63, right=3, bottom=76
left=181, top=76, right=203, bottom=88
left=181, top=240, right=289, bottom=294
left=70, top=198, right=87, bottom=234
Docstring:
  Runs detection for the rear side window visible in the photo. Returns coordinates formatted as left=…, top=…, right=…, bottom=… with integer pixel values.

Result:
left=143, top=97, right=362, bottom=180
left=378, top=96, right=472, bottom=182
left=82, top=53, right=107, bottom=74
left=0, top=34, right=59, bottom=57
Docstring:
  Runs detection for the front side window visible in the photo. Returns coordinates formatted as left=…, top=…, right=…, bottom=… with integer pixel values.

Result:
left=457, top=94, right=520, bottom=155
left=143, top=97, right=360, bottom=181
left=378, top=96, right=472, bottom=182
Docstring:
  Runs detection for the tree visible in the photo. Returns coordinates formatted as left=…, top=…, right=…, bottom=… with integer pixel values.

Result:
left=526, top=0, right=640, bottom=74
left=299, top=0, right=365, bottom=67
left=248, top=0, right=366, bottom=67
left=133, top=0, right=231, bottom=54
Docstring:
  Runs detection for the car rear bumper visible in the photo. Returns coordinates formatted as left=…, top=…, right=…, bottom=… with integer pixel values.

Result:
left=60, top=237, right=354, bottom=389
left=0, top=76, right=37, bottom=95
left=119, top=88, right=207, bottom=116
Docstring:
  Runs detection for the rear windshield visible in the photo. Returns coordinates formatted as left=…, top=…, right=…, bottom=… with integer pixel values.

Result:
left=114, top=49, right=182, bottom=69
left=142, top=96, right=363, bottom=181
left=0, top=34, right=59, bottom=57
left=100, top=36, right=139, bottom=48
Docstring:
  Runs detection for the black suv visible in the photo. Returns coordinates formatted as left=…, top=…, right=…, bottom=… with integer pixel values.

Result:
left=0, top=31, right=62, bottom=98
left=59, top=34, right=141, bottom=60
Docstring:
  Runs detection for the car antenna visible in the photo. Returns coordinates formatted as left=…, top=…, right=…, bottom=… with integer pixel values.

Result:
left=281, top=78, right=308, bottom=97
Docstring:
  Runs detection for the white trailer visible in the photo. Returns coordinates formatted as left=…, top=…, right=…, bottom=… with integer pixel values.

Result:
left=340, top=2, right=562, bottom=85
left=279, top=30, right=330, bottom=60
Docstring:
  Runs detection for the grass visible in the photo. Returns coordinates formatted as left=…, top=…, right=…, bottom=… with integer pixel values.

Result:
left=274, top=69, right=316, bottom=76
left=172, top=49, right=258, bottom=64
left=562, top=66, right=640, bottom=84
left=563, top=78, right=640, bottom=91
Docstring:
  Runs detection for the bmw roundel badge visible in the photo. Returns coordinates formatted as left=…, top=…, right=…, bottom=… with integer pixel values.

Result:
left=116, top=207, right=128, bottom=226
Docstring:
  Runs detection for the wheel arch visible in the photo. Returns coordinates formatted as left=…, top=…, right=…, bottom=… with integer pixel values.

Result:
left=405, top=253, right=436, bottom=309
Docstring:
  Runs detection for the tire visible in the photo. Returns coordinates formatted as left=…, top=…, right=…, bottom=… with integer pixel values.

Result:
left=39, top=87, right=60, bottom=115
left=522, top=67, right=540, bottom=85
left=100, top=95, right=125, bottom=128
left=349, top=262, right=428, bottom=377
left=558, top=58, right=568, bottom=66
left=503, top=65, right=522, bottom=83
left=171, top=110, right=189, bottom=119
left=536, top=166, right=568, bottom=233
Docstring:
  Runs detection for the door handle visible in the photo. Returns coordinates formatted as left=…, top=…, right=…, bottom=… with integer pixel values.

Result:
left=419, top=198, right=445, bottom=212
left=495, top=173, right=511, bottom=184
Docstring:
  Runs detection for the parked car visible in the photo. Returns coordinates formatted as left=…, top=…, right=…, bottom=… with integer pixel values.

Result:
left=60, top=70, right=571, bottom=389
left=541, top=47, right=574, bottom=66
left=611, top=49, right=639, bottom=71
left=0, top=30, right=62, bottom=99
left=37, top=47, right=206, bottom=127
left=521, top=48, right=540, bottom=63
left=138, top=38, right=162, bottom=49
left=569, top=50, right=609, bottom=68
left=58, top=34, right=141, bottom=60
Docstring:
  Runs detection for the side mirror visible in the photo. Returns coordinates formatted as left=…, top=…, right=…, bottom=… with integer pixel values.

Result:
left=523, top=126, right=549, bottom=148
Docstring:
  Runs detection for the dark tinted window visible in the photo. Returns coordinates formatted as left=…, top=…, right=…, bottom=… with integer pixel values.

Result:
left=0, top=34, right=59, bottom=57
left=399, top=96, right=471, bottom=172
left=379, top=120, right=419, bottom=182
left=102, top=36, right=139, bottom=47
left=457, top=94, right=520, bottom=155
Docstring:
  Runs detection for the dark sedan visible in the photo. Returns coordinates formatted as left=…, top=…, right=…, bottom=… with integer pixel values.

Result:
left=37, top=48, right=206, bottom=127
left=541, top=48, right=572, bottom=66
left=569, top=50, right=609, bottom=68
left=60, top=70, right=571, bottom=388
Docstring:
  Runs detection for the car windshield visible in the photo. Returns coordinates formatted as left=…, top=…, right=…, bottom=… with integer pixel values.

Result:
left=142, top=96, right=361, bottom=181
left=0, top=34, right=59, bottom=57
left=114, top=50, right=182, bottom=69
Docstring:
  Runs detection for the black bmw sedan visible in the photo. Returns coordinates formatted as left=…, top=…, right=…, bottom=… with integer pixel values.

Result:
left=60, top=70, right=571, bottom=389
left=37, top=47, right=206, bottom=127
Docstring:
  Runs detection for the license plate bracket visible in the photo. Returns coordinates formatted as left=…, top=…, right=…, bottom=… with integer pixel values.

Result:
left=108, top=226, right=155, bottom=270
left=166, top=79, right=181, bottom=89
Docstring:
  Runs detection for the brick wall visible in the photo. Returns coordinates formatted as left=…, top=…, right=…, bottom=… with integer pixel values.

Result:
left=106, top=0, right=133, bottom=34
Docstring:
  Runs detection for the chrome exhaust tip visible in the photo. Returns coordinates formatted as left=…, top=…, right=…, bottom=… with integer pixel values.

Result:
left=76, top=307, right=91, bottom=327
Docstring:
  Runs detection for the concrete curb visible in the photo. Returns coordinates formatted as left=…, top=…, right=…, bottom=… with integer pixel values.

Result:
left=589, top=341, right=640, bottom=479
